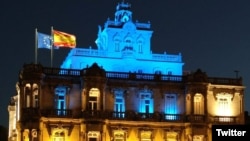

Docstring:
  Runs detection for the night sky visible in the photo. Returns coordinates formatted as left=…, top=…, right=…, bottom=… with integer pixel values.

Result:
left=1, top=0, right=250, bottom=128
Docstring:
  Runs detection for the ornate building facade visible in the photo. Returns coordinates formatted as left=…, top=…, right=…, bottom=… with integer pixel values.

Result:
left=8, top=2, right=245, bottom=141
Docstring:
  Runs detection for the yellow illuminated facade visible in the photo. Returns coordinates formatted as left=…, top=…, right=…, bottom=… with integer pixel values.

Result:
left=8, top=64, right=245, bottom=141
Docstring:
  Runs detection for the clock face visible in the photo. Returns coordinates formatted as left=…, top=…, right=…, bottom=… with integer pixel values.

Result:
left=122, top=15, right=129, bottom=22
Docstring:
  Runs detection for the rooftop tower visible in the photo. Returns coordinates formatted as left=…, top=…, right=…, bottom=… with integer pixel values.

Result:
left=61, top=1, right=183, bottom=75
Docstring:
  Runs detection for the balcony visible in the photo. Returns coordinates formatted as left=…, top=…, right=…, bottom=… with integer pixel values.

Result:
left=211, top=116, right=237, bottom=124
left=40, top=109, right=73, bottom=117
left=21, top=108, right=40, bottom=121
left=20, top=108, right=241, bottom=124
left=81, top=111, right=187, bottom=122
left=21, top=64, right=243, bottom=86
left=162, top=114, right=185, bottom=122
left=186, top=115, right=206, bottom=123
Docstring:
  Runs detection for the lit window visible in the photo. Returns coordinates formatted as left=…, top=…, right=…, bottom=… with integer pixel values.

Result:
left=113, top=130, right=126, bottom=141
left=25, top=84, right=31, bottom=108
left=53, top=131, right=65, bottom=141
left=193, top=94, right=204, bottom=115
left=140, top=131, right=152, bottom=141
left=166, top=132, right=178, bottom=141
left=89, top=88, right=100, bottom=111
left=139, top=92, right=153, bottom=113
left=55, top=87, right=67, bottom=115
left=32, top=86, right=39, bottom=108
left=216, top=93, right=232, bottom=116
left=114, top=90, right=125, bottom=118
left=88, top=131, right=100, bottom=141
left=165, top=94, right=178, bottom=120
left=193, top=135, right=204, bottom=141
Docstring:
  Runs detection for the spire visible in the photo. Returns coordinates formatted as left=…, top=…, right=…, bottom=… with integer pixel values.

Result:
left=115, top=1, right=132, bottom=23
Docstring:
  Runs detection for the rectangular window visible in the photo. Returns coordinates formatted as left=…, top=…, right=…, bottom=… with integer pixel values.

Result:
left=140, top=93, right=153, bottom=113
left=138, top=42, right=143, bottom=53
left=114, top=92, right=125, bottom=118
left=55, top=87, right=67, bottom=116
left=218, top=98, right=229, bottom=116
left=194, top=95, right=204, bottom=115
left=115, top=42, right=120, bottom=52
left=34, top=95, right=39, bottom=107
left=165, top=94, right=177, bottom=120
left=26, top=95, right=30, bottom=108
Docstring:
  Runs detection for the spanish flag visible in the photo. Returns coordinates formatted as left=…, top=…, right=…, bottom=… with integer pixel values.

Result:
left=53, top=30, right=76, bottom=48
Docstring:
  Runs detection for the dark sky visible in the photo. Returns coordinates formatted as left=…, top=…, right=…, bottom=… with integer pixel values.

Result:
left=1, top=0, right=250, bottom=128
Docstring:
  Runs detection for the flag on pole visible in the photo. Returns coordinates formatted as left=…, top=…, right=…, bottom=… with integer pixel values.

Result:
left=37, top=32, right=52, bottom=49
left=53, top=30, right=76, bottom=48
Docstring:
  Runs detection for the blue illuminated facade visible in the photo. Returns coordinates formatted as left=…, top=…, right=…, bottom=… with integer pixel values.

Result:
left=8, top=2, right=245, bottom=141
left=61, top=2, right=183, bottom=75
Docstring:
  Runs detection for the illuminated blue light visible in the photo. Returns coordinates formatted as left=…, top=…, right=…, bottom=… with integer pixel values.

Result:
left=59, top=2, right=184, bottom=118
left=54, top=86, right=67, bottom=115
left=139, top=93, right=154, bottom=113
left=113, top=89, right=125, bottom=118
left=165, top=94, right=178, bottom=120
left=60, top=2, right=183, bottom=76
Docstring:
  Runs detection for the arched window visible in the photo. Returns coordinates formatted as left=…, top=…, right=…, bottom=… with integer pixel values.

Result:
left=32, top=84, right=39, bottom=108
left=25, top=84, right=31, bottom=108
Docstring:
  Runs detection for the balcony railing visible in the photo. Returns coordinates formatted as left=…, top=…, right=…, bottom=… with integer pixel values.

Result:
left=40, top=109, right=73, bottom=117
left=162, top=114, right=185, bottom=121
left=21, top=108, right=240, bottom=124
left=211, top=116, right=237, bottom=124
left=22, top=108, right=40, bottom=119
left=186, top=115, right=206, bottom=123
left=22, top=64, right=243, bottom=85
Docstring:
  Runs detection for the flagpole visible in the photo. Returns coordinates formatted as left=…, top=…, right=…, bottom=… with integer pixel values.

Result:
left=51, top=26, right=54, bottom=67
left=35, top=28, right=38, bottom=64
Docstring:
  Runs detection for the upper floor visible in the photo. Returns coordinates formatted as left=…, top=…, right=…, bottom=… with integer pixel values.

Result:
left=11, top=63, right=245, bottom=125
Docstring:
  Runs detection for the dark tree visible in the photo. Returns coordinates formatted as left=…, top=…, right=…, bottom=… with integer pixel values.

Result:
left=0, top=125, right=8, bottom=141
